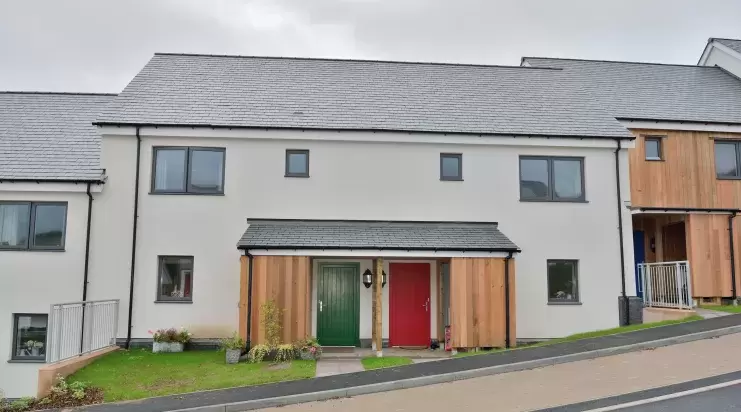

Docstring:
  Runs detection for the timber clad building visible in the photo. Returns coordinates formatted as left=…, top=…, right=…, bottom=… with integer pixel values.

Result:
left=1, top=37, right=741, bottom=398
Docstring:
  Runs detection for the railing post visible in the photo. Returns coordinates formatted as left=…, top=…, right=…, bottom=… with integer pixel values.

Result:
left=674, top=262, right=682, bottom=309
left=686, top=262, right=694, bottom=308
left=646, top=266, right=653, bottom=307
left=112, top=300, right=120, bottom=346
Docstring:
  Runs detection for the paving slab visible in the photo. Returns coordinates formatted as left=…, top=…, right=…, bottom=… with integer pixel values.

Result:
left=696, top=307, right=731, bottom=319
left=315, top=359, right=364, bottom=377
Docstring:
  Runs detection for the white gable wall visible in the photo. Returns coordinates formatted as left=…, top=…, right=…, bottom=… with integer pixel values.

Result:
left=702, top=45, right=741, bottom=78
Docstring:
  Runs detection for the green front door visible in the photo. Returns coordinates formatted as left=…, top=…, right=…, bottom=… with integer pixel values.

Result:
left=317, top=263, right=360, bottom=346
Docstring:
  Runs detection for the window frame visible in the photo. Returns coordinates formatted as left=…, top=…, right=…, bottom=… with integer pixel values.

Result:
left=519, top=156, right=586, bottom=202
left=155, top=255, right=195, bottom=303
left=644, top=136, right=664, bottom=161
left=284, top=149, right=310, bottom=178
left=440, top=153, right=463, bottom=181
left=11, top=313, right=48, bottom=362
left=151, top=146, right=226, bottom=195
left=714, top=140, right=741, bottom=180
left=546, top=259, right=580, bottom=305
left=0, top=201, right=67, bottom=251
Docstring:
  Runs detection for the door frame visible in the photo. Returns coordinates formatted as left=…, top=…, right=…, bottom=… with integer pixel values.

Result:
left=389, top=262, right=431, bottom=347
left=316, top=262, right=360, bottom=346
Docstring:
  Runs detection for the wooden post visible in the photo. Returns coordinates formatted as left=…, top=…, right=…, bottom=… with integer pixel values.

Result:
left=371, top=259, right=377, bottom=351
left=374, top=257, right=383, bottom=357
left=238, top=255, right=249, bottom=343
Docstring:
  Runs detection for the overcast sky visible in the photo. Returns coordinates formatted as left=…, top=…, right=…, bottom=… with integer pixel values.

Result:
left=1, top=0, right=740, bottom=93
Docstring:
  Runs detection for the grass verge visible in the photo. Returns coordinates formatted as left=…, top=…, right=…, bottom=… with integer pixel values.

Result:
left=699, top=305, right=741, bottom=314
left=361, top=356, right=413, bottom=370
left=68, top=349, right=316, bottom=402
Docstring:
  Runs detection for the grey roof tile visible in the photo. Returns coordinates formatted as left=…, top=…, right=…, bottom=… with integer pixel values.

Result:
left=97, top=54, right=632, bottom=139
left=0, top=92, right=115, bottom=181
left=523, top=58, right=741, bottom=124
left=238, top=220, right=519, bottom=251
left=715, top=38, right=741, bottom=55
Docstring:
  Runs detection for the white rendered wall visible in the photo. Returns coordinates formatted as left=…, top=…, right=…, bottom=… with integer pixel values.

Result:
left=704, top=47, right=741, bottom=79
left=89, top=129, right=635, bottom=342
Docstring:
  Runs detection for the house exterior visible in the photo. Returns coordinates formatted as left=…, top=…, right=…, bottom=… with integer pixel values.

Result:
left=0, top=92, right=112, bottom=398
left=698, top=38, right=741, bottom=78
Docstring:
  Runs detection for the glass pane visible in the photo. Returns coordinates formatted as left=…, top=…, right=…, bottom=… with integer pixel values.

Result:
left=553, top=159, right=583, bottom=200
left=154, top=149, right=186, bottom=192
left=441, top=155, right=460, bottom=179
left=548, top=261, right=578, bottom=302
left=14, top=315, right=47, bottom=359
left=715, top=143, right=738, bottom=178
left=33, top=204, right=66, bottom=248
left=287, top=152, right=308, bottom=175
left=645, top=139, right=661, bottom=159
left=189, top=149, right=224, bottom=192
left=159, top=257, right=194, bottom=300
left=0, top=204, right=30, bottom=248
left=520, top=158, right=549, bottom=199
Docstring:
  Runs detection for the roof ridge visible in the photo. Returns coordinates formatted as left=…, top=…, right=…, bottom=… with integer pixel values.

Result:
left=246, top=218, right=499, bottom=225
left=154, top=52, right=563, bottom=70
left=521, top=56, right=720, bottom=69
left=711, top=37, right=741, bottom=42
left=0, top=91, right=117, bottom=96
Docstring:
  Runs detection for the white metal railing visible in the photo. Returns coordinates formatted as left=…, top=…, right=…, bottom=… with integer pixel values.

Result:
left=637, top=261, right=693, bottom=310
left=46, top=299, right=119, bottom=363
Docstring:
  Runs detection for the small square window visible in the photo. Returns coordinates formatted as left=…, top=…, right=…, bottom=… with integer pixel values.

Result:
left=547, top=260, right=579, bottom=303
left=12, top=314, right=48, bottom=361
left=715, top=141, right=741, bottom=179
left=285, top=150, right=310, bottom=177
left=645, top=137, right=662, bottom=161
left=157, top=256, right=194, bottom=302
left=440, top=153, right=462, bottom=181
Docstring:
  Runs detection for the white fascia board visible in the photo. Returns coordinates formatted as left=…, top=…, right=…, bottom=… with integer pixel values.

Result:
left=698, top=41, right=714, bottom=65
left=631, top=209, right=733, bottom=215
left=0, top=182, right=104, bottom=193
left=709, top=41, right=741, bottom=62
left=98, top=125, right=629, bottom=149
left=621, top=120, right=741, bottom=134
left=244, top=249, right=512, bottom=258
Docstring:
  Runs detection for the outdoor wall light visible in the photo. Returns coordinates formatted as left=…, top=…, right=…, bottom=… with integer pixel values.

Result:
left=382, top=270, right=387, bottom=288
left=362, top=269, right=373, bottom=288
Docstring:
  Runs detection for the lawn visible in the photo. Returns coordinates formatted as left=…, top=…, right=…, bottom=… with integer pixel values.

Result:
left=700, top=305, right=741, bottom=314
left=361, top=356, right=413, bottom=370
left=68, top=349, right=316, bottom=402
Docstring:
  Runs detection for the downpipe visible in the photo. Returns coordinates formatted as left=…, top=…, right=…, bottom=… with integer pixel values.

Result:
left=125, top=126, right=142, bottom=349
left=615, top=139, right=629, bottom=326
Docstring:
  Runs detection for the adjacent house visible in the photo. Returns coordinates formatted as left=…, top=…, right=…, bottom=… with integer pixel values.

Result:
left=698, top=38, right=741, bottom=78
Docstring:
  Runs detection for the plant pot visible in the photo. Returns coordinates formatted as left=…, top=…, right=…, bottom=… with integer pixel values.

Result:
left=225, top=349, right=241, bottom=364
left=153, top=342, right=184, bottom=353
left=299, top=350, right=320, bottom=361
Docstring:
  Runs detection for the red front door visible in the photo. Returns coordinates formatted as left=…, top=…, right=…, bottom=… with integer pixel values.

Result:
left=389, top=263, right=431, bottom=347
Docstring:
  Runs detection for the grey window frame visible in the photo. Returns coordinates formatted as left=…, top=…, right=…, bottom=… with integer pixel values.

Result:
left=519, top=156, right=586, bottom=202
left=155, top=255, right=194, bottom=303
left=11, top=313, right=48, bottom=362
left=285, top=149, right=310, bottom=178
left=644, top=136, right=664, bottom=161
left=714, top=140, right=741, bottom=180
left=0, top=202, right=67, bottom=251
left=151, top=146, right=226, bottom=194
left=546, top=259, right=580, bottom=304
left=440, top=153, right=463, bottom=181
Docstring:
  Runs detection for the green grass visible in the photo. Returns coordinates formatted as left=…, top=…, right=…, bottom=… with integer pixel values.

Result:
left=700, top=305, right=741, bottom=313
left=68, top=349, right=316, bottom=402
left=361, top=356, right=413, bottom=370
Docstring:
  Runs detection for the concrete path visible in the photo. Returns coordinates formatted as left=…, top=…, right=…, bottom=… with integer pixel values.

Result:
left=259, top=332, right=741, bottom=412
left=315, top=359, right=364, bottom=377
left=696, top=307, right=731, bottom=319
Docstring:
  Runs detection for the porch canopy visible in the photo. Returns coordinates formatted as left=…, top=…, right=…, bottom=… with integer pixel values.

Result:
left=236, top=219, right=519, bottom=353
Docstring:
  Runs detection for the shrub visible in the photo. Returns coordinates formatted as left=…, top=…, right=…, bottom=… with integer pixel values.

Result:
left=0, top=376, right=102, bottom=412
left=220, top=332, right=245, bottom=351
left=260, top=300, right=284, bottom=348
left=295, top=336, right=322, bottom=357
left=247, top=344, right=270, bottom=363
left=149, top=327, right=192, bottom=343
left=275, top=344, right=296, bottom=363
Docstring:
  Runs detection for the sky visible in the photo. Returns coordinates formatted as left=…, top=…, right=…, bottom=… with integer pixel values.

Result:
left=1, top=0, right=740, bottom=93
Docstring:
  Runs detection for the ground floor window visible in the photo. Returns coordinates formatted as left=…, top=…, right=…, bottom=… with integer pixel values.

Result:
left=157, top=256, right=194, bottom=302
left=12, top=314, right=48, bottom=361
left=547, top=260, right=579, bottom=303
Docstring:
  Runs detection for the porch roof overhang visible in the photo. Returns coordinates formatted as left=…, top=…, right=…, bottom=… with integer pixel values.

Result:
left=237, top=219, right=520, bottom=256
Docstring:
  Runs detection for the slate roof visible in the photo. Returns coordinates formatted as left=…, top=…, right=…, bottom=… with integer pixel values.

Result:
left=522, top=57, right=741, bottom=125
left=96, top=53, right=632, bottom=139
left=715, top=38, right=741, bottom=55
left=0, top=92, right=115, bottom=181
left=238, top=219, right=520, bottom=252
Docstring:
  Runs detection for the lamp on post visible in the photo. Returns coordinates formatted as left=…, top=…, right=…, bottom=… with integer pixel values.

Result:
left=382, top=270, right=387, bottom=288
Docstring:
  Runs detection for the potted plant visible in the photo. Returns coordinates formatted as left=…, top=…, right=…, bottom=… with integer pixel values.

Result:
left=220, top=332, right=245, bottom=364
left=295, top=337, right=322, bottom=361
left=150, top=327, right=191, bottom=353
left=25, top=340, right=38, bottom=356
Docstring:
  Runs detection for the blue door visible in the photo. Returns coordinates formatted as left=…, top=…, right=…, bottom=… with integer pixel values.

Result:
left=633, top=231, right=646, bottom=298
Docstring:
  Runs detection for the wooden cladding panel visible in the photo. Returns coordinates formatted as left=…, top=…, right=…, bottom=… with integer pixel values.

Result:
left=449, top=257, right=515, bottom=348
left=628, top=129, right=741, bottom=209
left=238, top=256, right=311, bottom=345
left=686, top=214, right=741, bottom=298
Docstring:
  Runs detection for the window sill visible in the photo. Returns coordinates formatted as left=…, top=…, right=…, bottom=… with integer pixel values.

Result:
left=0, top=248, right=65, bottom=253
left=8, top=359, right=46, bottom=364
left=548, top=301, right=582, bottom=306
left=154, top=300, right=193, bottom=304
left=285, top=174, right=310, bottom=178
left=440, top=178, right=464, bottom=182
left=716, top=176, right=741, bottom=180
left=645, top=158, right=663, bottom=162
left=149, top=192, right=225, bottom=196
left=520, top=199, right=589, bottom=204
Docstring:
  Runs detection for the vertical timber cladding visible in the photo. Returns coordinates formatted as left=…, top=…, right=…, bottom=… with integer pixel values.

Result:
left=449, top=257, right=516, bottom=348
left=686, top=214, right=741, bottom=298
left=241, top=256, right=312, bottom=345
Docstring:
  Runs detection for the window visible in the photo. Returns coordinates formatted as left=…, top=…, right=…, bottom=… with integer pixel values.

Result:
left=715, top=141, right=741, bottom=179
left=12, top=314, right=48, bottom=361
left=547, top=260, right=579, bottom=303
left=440, top=153, right=463, bottom=181
left=152, top=147, right=225, bottom=194
left=0, top=202, right=66, bottom=250
left=645, top=137, right=663, bottom=161
left=285, top=150, right=310, bottom=177
left=520, top=156, right=585, bottom=202
left=157, top=256, right=194, bottom=302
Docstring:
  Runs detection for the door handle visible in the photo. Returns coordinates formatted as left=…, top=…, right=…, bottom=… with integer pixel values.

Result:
left=319, top=300, right=323, bottom=312
left=423, top=298, right=429, bottom=312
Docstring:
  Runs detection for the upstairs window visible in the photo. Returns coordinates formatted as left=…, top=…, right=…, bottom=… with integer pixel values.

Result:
left=715, top=141, right=741, bottom=179
left=0, top=202, right=67, bottom=250
left=440, top=153, right=463, bottom=181
left=520, top=156, right=585, bottom=202
left=285, top=150, right=310, bottom=177
left=645, top=137, right=663, bottom=161
left=152, top=147, right=225, bottom=194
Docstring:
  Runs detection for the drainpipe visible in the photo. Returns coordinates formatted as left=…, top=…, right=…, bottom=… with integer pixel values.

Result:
left=125, top=126, right=142, bottom=349
left=729, top=213, right=738, bottom=304
left=245, top=252, right=255, bottom=350
left=79, top=182, right=94, bottom=353
left=504, top=251, right=513, bottom=349
left=614, top=139, right=629, bottom=326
